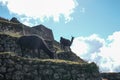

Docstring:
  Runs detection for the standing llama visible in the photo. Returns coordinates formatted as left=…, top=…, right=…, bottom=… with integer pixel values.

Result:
left=60, top=37, right=74, bottom=51
left=17, top=35, right=54, bottom=59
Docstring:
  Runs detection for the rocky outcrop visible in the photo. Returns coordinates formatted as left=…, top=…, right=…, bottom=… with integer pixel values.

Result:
left=0, top=17, right=54, bottom=41
left=32, top=24, right=54, bottom=41
left=0, top=52, right=101, bottom=80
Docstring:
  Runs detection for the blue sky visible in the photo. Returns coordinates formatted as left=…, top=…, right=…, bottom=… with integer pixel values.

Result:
left=0, top=0, right=120, bottom=72
left=0, top=0, right=120, bottom=41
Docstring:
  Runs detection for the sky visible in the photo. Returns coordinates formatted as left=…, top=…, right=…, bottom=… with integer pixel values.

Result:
left=0, top=0, right=120, bottom=72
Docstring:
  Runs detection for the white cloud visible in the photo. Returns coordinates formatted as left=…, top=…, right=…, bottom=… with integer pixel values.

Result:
left=71, top=32, right=120, bottom=72
left=0, top=0, right=78, bottom=24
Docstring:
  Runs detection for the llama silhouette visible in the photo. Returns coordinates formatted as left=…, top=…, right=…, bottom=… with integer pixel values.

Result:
left=60, top=37, right=74, bottom=51
left=17, top=35, right=54, bottom=59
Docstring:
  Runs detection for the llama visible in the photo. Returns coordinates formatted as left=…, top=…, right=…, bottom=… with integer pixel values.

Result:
left=17, top=35, right=54, bottom=59
left=60, top=36, right=74, bottom=51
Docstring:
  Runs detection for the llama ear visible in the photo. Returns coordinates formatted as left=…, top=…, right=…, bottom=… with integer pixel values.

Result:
left=60, top=37, right=63, bottom=39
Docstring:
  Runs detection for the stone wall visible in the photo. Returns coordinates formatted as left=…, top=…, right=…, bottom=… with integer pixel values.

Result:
left=0, top=53, right=101, bottom=80
left=0, top=34, right=18, bottom=53
left=101, top=73, right=120, bottom=80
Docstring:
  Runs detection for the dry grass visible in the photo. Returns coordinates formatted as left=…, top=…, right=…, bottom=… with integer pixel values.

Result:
left=53, top=45, right=64, bottom=53
left=0, top=31, right=22, bottom=37
left=0, top=52, right=85, bottom=65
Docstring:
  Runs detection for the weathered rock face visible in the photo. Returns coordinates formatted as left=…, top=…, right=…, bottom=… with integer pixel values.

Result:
left=0, top=17, right=9, bottom=21
left=0, top=17, right=54, bottom=41
left=0, top=53, right=101, bottom=80
left=32, top=24, right=54, bottom=41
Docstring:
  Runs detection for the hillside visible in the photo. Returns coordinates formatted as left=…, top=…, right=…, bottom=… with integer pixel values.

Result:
left=0, top=17, right=101, bottom=80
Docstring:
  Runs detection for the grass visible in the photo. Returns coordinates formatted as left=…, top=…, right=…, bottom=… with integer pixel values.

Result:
left=0, top=52, right=86, bottom=65
left=0, top=19, right=20, bottom=25
left=0, top=52, right=17, bottom=57
left=0, top=19, right=23, bottom=38
left=53, top=41, right=65, bottom=53
left=53, top=45, right=64, bottom=53
left=0, top=31, right=22, bottom=38
left=38, top=59, right=84, bottom=65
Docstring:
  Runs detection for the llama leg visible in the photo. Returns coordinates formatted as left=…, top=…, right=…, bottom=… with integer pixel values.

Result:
left=64, top=46, right=67, bottom=52
left=21, top=47, right=24, bottom=57
left=53, top=48, right=58, bottom=59
left=38, top=49, right=41, bottom=58
left=65, top=47, right=67, bottom=52
left=68, top=47, right=71, bottom=52
left=31, top=49, right=34, bottom=58
left=29, top=50, right=33, bottom=58
left=32, top=49, right=38, bottom=58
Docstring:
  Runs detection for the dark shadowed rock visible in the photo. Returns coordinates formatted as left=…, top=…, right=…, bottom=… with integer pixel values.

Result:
left=10, top=17, right=21, bottom=23
left=32, top=24, right=54, bottom=41
left=57, top=52, right=86, bottom=63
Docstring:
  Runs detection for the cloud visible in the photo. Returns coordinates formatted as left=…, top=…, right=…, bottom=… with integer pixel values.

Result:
left=71, top=32, right=120, bottom=72
left=0, top=0, right=78, bottom=25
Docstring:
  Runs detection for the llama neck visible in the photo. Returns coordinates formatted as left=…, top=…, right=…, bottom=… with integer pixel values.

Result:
left=42, top=43, right=54, bottom=59
left=22, top=24, right=25, bottom=35
left=44, top=47, right=54, bottom=59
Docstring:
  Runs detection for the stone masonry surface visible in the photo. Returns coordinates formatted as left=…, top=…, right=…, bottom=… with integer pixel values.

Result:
left=0, top=53, right=101, bottom=80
